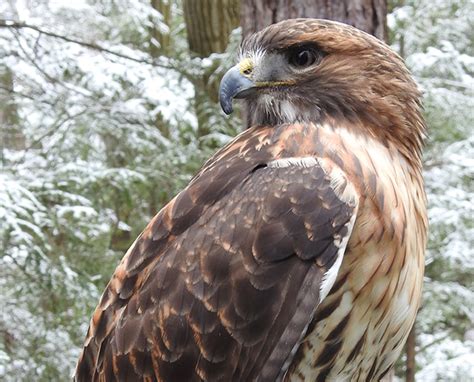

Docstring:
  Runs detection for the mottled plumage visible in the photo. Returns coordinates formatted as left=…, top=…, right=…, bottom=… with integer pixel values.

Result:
left=76, top=19, right=427, bottom=381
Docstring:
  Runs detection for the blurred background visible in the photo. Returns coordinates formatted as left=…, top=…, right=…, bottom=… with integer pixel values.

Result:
left=0, top=0, right=472, bottom=380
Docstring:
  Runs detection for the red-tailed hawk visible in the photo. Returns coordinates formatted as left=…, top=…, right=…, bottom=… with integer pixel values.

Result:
left=75, top=19, right=427, bottom=381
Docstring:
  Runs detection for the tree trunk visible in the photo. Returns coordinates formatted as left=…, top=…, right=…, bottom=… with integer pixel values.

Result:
left=241, top=0, right=387, bottom=41
left=183, top=0, right=240, bottom=57
left=148, top=1, right=174, bottom=139
left=182, top=0, right=240, bottom=140
left=0, top=66, right=24, bottom=153
left=149, top=0, right=172, bottom=57
left=0, top=2, right=25, bottom=158
left=406, top=324, right=417, bottom=382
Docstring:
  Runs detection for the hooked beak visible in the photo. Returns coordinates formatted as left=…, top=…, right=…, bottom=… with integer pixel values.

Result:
left=219, top=65, right=255, bottom=115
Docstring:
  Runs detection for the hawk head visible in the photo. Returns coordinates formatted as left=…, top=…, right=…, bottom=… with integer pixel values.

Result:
left=220, top=19, right=425, bottom=161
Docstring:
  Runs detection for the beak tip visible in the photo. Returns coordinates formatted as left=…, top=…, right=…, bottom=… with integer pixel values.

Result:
left=223, top=107, right=234, bottom=115
left=219, top=98, right=234, bottom=115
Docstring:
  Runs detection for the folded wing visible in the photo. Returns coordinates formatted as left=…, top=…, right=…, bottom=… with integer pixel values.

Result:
left=75, top=128, right=358, bottom=382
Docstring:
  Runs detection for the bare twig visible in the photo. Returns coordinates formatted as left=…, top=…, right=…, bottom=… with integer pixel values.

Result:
left=25, top=108, right=90, bottom=151
left=0, top=19, right=187, bottom=72
left=0, top=85, right=55, bottom=106
left=418, top=331, right=453, bottom=353
left=11, top=29, right=93, bottom=97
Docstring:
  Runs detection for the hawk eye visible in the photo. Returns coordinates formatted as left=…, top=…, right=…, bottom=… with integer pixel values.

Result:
left=288, top=47, right=319, bottom=68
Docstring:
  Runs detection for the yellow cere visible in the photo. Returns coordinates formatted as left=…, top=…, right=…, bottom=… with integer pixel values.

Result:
left=238, top=58, right=254, bottom=75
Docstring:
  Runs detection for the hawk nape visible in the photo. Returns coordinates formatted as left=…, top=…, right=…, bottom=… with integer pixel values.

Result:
left=75, top=19, right=427, bottom=381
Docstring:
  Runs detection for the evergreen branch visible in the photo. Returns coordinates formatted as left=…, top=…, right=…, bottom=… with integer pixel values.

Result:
left=417, top=331, right=454, bottom=354
left=0, top=19, right=176, bottom=70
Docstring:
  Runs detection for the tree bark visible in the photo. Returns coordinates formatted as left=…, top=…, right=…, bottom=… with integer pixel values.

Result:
left=183, top=0, right=240, bottom=57
left=241, top=0, right=387, bottom=41
left=0, top=66, right=24, bottom=152
left=0, top=0, right=25, bottom=155
left=182, top=0, right=241, bottom=140
left=149, top=0, right=172, bottom=57
left=406, top=324, right=416, bottom=382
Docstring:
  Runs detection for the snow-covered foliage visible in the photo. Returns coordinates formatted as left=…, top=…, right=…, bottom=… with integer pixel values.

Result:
left=390, top=0, right=474, bottom=379
left=0, top=1, right=239, bottom=380
left=0, top=0, right=472, bottom=380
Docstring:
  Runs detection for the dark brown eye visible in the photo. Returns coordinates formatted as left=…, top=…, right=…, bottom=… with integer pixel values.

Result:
left=289, top=47, right=318, bottom=68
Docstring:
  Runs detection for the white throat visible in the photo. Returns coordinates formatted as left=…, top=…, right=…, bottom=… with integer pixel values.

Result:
left=250, top=95, right=320, bottom=125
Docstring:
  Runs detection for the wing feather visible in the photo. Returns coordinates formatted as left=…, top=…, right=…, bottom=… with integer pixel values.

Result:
left=75, top=125, right=358, bottom=382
